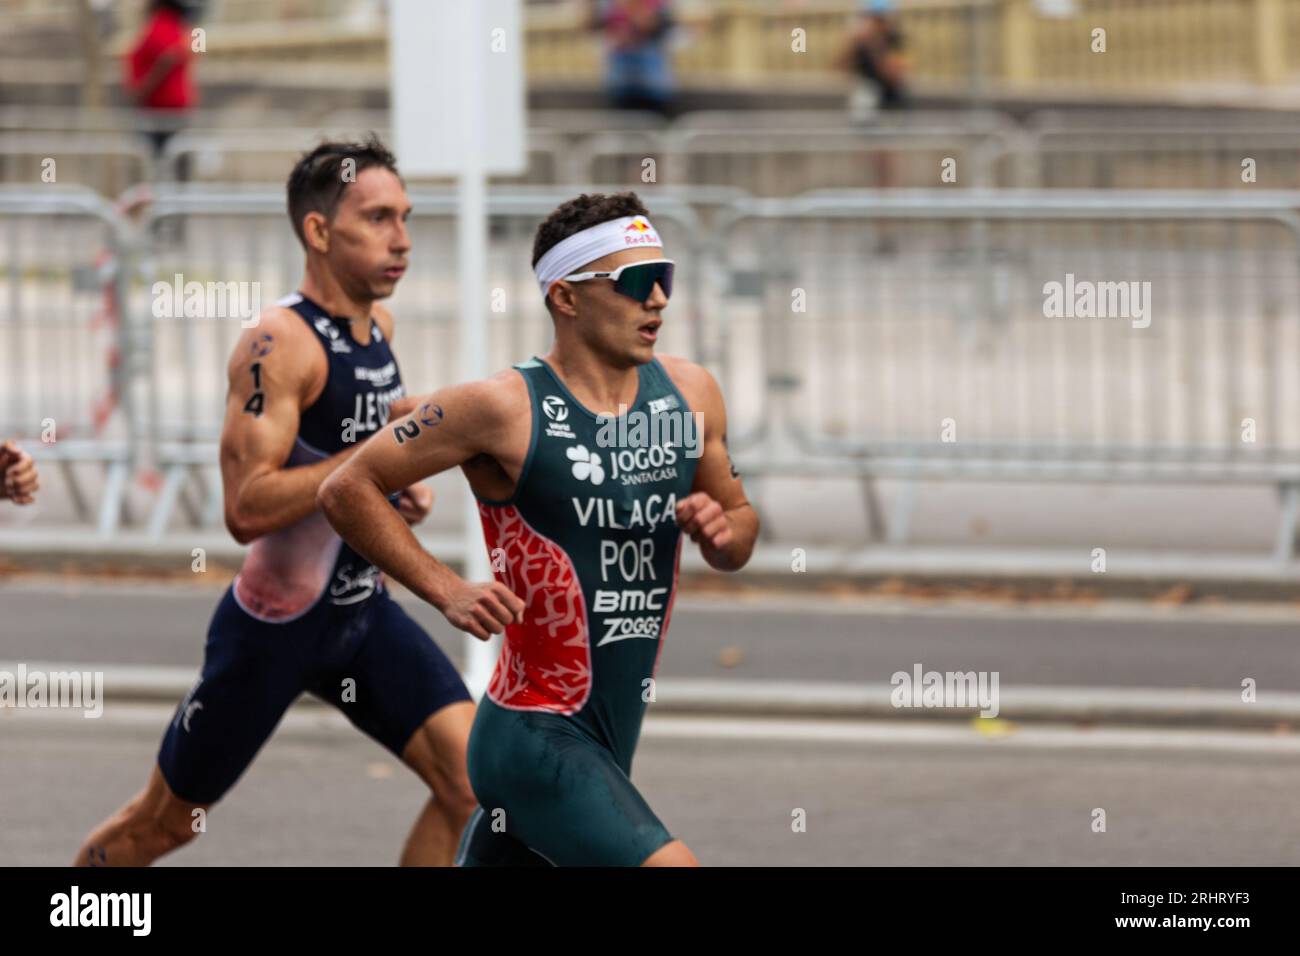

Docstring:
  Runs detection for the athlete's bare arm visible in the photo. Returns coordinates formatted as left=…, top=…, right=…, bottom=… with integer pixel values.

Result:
left=660, top=356, right=759, bottom=572
left=318, top=371, right=527, bottom=639
left=219, top=307, right=423, bottom=543
left=365, top=304, right=432, bottom=524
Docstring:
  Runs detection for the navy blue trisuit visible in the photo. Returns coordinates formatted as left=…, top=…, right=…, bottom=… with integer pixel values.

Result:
left=157, top=292, right=471, bottom=804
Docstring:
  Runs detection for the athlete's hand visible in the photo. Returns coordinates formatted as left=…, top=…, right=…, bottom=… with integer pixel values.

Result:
left=437, top=579, right=526, bottom=641
left=675, top=492, right=733, bottom=551
left=397, top=483, right=433, bottom=525
left=0, top=441, right=39, bottom=505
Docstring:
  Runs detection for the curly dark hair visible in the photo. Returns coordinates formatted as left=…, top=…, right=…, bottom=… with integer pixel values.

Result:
left=531, top=191, right=652, bottom=267
left=286, top=134, right=402, bottom=248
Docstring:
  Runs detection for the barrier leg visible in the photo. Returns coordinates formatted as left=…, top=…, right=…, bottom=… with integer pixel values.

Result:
left=96, top=460, right=129, bottom=537
left=1274, top=482, right=1300, bottom=562
left=861, top=475, right=886, bottom=542
left=887, top=478, right=918, bottom=546
left=146, top=464, right=187, bottom=539
left=177, top=477, right=201, bottom=527
left=59, top=458, right=91, bottom=523
left=200, top=466, right=224, bottom=527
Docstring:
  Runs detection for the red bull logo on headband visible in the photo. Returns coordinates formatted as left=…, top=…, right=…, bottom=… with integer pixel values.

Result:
left=536, top=214, right=664, bottom=295
left=623, top=217, right=660, bottom=245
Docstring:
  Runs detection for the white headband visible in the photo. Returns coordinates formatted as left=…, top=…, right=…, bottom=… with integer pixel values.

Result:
left=534, top=215, right=663, bottom=297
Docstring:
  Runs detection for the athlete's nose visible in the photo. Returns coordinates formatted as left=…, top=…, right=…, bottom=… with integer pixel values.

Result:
left=645, top=281, right=669, bottom=310
left=392, top=218, right=412, bottom=255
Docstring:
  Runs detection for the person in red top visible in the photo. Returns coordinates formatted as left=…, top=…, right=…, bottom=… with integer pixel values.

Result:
left=124, top=0, right=199, bottom=163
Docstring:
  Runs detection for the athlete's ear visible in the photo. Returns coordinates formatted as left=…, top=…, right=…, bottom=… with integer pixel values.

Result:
left=302, top=211, right=330, bottom=255
left=548, top=280, right=580, bottom=320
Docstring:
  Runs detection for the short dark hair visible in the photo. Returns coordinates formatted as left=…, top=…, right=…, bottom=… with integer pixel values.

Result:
left=286, top=135, right=402, bottom=248
left=531, top=191, right=651, bottom=267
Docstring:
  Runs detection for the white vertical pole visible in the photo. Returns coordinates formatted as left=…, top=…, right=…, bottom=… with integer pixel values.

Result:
left=391, top=0, right=520, bottom=698
left=460, top=1, right=498, bottom=699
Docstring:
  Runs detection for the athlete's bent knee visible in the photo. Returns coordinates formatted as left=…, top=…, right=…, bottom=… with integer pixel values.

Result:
left=437, top=779, right=479, bottom=828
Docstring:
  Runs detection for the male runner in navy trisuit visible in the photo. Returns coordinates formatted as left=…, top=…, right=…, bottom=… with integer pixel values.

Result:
left=321, top=192, right=760, bottom=866
left=74, top=138, right=477, bottom=866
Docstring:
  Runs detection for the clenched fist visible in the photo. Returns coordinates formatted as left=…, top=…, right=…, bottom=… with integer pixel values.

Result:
left=675, top=491, right=732, bottom=551
left=0, top=441, right=39, bottom=505
left=436, top=579, right=525, bottom=642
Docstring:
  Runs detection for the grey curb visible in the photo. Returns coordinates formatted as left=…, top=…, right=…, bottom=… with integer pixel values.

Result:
left=4, top=663, right=1295, bottom=730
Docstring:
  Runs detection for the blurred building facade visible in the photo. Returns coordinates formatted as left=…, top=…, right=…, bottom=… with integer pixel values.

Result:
left=3, top=0, right=1300, bottom=113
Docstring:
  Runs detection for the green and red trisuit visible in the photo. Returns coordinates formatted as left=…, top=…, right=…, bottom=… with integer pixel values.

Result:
left=456, top=356, right=698, bottom=866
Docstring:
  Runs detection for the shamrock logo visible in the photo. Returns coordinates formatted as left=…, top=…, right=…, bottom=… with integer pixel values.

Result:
left=566, top=444, right=605, bottom=486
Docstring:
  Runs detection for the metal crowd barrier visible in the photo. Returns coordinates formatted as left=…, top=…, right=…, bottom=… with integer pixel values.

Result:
left=0, top=106, right=665, bottom=137
left=0, top=109, right=667, bottom=195
left=0, top=106, right=331, bottom=134
left=0, top=132, right=154, bottom=197
left=998, top=129, right=1300, bottom=191
left=12, top=110, right=1300, bottom=196
left=0, top=186, right=135, bottom=535
left=562, top=109, right=1016, bottom=191
left=580, top=125, right=1007, bottom=193
left=1024, top=108, right=1300, bottom=131
left=9, top=184, right=1300, bottom=560
left=710, top=189, right=1300, bottom=555
left=1007, top=110, right=1300, bottom=190
left=155, top=128, right=571, bottom=187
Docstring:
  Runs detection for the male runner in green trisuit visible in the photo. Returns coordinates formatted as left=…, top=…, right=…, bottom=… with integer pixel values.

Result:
left=320, top=191, right=759, bottom=866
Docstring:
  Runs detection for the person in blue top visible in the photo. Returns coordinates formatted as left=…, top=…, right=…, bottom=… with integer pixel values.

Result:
left=589, top=0, right=678, bottom=116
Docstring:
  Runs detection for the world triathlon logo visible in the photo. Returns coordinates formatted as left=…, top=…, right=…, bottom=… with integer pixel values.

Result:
left=543, top=396, right=568, bottom=421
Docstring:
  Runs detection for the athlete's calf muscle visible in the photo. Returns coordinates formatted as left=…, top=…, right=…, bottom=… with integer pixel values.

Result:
left=75, top=766, right=205, bottom=867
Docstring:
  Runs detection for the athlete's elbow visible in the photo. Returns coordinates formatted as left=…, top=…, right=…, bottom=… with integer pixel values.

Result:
left=316, top=472, right=346, bottom=527
left=224, top=506, right=261, bottom=545
left=317, top=470, right=360, bottom=531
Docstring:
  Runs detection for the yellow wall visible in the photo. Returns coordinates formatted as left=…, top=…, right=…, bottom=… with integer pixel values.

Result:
left=87, top=0, right=1300, bottom=94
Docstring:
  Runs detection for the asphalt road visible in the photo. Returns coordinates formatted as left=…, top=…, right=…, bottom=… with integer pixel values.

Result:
left=3, top=578, right=1299, bottom=691
left=6, top=577, right=1300, bottom=867
left=4, top=705, right=1299, bottom=866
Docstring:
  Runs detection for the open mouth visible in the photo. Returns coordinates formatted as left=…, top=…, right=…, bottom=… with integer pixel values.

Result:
left=383, top=265, right=407, bottom=279
left=638, top=320, right=661, bottom=343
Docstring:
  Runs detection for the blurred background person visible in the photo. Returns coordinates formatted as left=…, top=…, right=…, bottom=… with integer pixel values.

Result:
left=838, top=0, right=910, bottom=125
left=588, top=0, right=677, bottom=117
left=124, top=0, right=202, bottom=179
left=838, top=0, right=910, bottom=250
